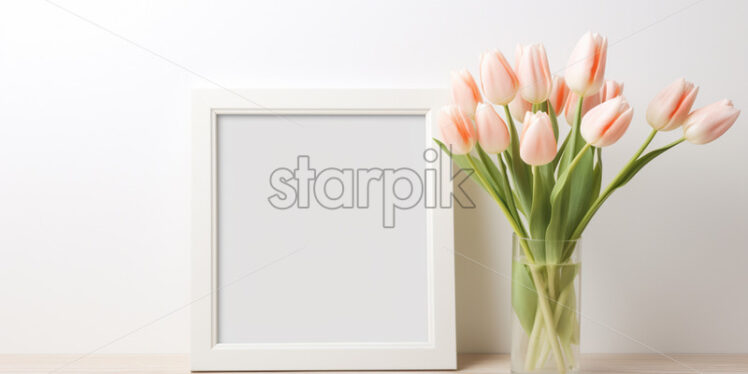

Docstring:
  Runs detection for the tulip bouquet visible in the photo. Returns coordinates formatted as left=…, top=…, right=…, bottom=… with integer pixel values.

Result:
left=434, top=32, right=740, bottom=374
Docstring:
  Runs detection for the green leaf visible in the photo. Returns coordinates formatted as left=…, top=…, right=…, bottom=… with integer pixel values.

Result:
left=476, top=144, right=507, bottom=202
left=502, top=152, right=528, bottom=220
left=528, top=168, right=551, bottom=239
left=555, top=284, right=578, bottom=344
left=617, top=142, right=679, bottom=187
left=561, top=98, right=596, bottom=226
left=476, top=145, right=524, bottom=227
left=433, top=138, right=450, bottom=156
left=513, top=190, right=526, bottom=216
left=547, top=100, right=559, bottom=140
left=561, top=150, right=601, bottom=262
left=569, top=147, right=595, bottom=207
left=565, top=139, right=683, bottom=242
left=528, top=167, right=551, bottom=260
left=545, top=97, right=595, bottom=261
left=558, top=96, right=585, bottom=175
left=544, top=144, right=594, bottom=262
left=512, top=260, right=538, bottom=335
left=467, top=153, right=504, bottom=204
left=544, top=205, right=568, bottom=263
left=549, top=146, right=592, bottom=205
left=503, top=106, right=533, bottom=216
left=552, top=131, right=571, bottom=174
left=556, top=262, right=580, bottom=298
left=433, top=138, right=496, bottom=197
left=591, top=148, right=603, bottom=201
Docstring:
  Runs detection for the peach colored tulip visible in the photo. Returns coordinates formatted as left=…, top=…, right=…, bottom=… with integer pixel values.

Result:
left=564, top=90, right=600, bottom=125
left=438, top=105, right=477, bottom=154
left=581, top=96, right=634, bottom=147
left=683, top=99, right=740, bottom=144
left=475, top=103, right=511, bottom=154
left=480, top=50, right=519, bottom=106
left=565, top=32, right=608, bottom=97
left=599, top=80, right=624, bottom=102
left=508, top=92, right=532, bottom=122
left=451, top=70, right=482, bottom=117
left=646, top=78, right=699, bottom=131
left=520, top=111, right=557, bottom=165
left=516, top=43, right=552, bottom=104
left=548, top=75, right=570, bottom=113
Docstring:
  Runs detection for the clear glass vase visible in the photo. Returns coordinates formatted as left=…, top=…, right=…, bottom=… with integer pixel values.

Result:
left=511, top=234, right=581, bottom=374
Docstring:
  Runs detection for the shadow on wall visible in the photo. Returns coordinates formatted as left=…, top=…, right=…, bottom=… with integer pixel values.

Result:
left=453, top=179, right=514, bottom=353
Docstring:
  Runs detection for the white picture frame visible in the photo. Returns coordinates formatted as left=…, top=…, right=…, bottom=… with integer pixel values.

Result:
left=191, top=89, right=455, bottom=371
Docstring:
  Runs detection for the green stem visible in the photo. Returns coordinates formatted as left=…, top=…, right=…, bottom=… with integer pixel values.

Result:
left=570, top=136, right=685, bottom=239
left=528, top=267, right=567, bottom=374
left=548, top=266, right=557, bottom=300
left=465, top=154, right=508, bottom=213
left=547, top=99, right=559, bottom=140
left=535, top=332, right=551, bottom=369
left=558, top=96, right=585, bottom=176
left=662, top=137, right=686, bottom=149
left=524, top=309, right=545, bottom=370
left=472, top=160, right=565, bottom=373
left=574, top=95, right=584, bottom=131
left=465, top=154, right=533, bottom=259
left=533, top=265, right=558, bottom=368
left=502, top=104, right=533, bottom=215
left=537, top=283, right=574, bottom=368
left=498, top=153, right=525, bottom=233
left=563, top=341, right=577, bottom=368
left=633, top=128, right=657, bottom=160
left=468, top=142, right=567, bottom=373
left=565, top=143, right=592, bottom=177
left=504, top=105, right=518, bottom=129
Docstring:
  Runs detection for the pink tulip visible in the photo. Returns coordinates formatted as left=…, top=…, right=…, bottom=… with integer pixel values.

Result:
left=646, top=78, right=699, bottom=131
left=520, top=111, right=557, bottom=165
left=565, top=32, right=608, bottom=97
left=683, top=99, right=740, bottom=144
left=599, top=80, right=624, bottom=102
left=438, top=105, right=477, bottom=154
left=480, top=50, right=519, bottom=105
left=508, top=92, right=532, bottom=122
left=564, top=90, right=601, bottom=125
left=516, top=43, right=552, bottom=104
left=580, top=96, right=634, bottom=147
left=475, top=103, right=511, bottom=154
left=548, top=76, right=570, bottom=113
left=451, top=69, right=482, bottom=117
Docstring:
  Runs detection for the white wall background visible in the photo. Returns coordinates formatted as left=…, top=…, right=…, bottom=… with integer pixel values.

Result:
left=1, top=0, right=746, bottom=354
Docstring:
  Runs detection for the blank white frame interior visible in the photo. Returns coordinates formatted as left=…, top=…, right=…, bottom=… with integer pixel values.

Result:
left=191, top=89, right=455, bottom=371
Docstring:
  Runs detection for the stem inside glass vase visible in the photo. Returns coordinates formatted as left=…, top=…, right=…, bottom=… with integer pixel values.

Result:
left=511, top=234, right=581, bottom=374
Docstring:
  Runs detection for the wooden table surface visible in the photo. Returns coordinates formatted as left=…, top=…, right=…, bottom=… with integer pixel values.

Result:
left=2, top=354, right=747, bottom=373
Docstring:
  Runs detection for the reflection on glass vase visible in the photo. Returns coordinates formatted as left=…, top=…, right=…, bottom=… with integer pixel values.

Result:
left=511, top=234, right=581, bottom=374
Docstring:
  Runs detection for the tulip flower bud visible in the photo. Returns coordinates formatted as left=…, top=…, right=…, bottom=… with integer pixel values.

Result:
left=565, top=32, right=608, bottom=97
left=599, top=80, right=624, bottom=102
left=475, top=103, right=511, bottom=154
left=480, top=50, right=519, bottom=106
left=516, top=43, right=552, bottom=104
left=548, top=75, right=570, bottom=113
left=683, top=99, right=740, bottom=144
left=581, top=96, right=634, bottom=147
left=508, top=92, right=532, bottom=122
left=646, top=78, right=699, bottom=131
left=438, top=105, right=477, bottom=154
left=564, top=90, right=600, bottom=125
left=520, top=111, right=557, bottom=165
left=451, top=70, right=482, bottom=118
